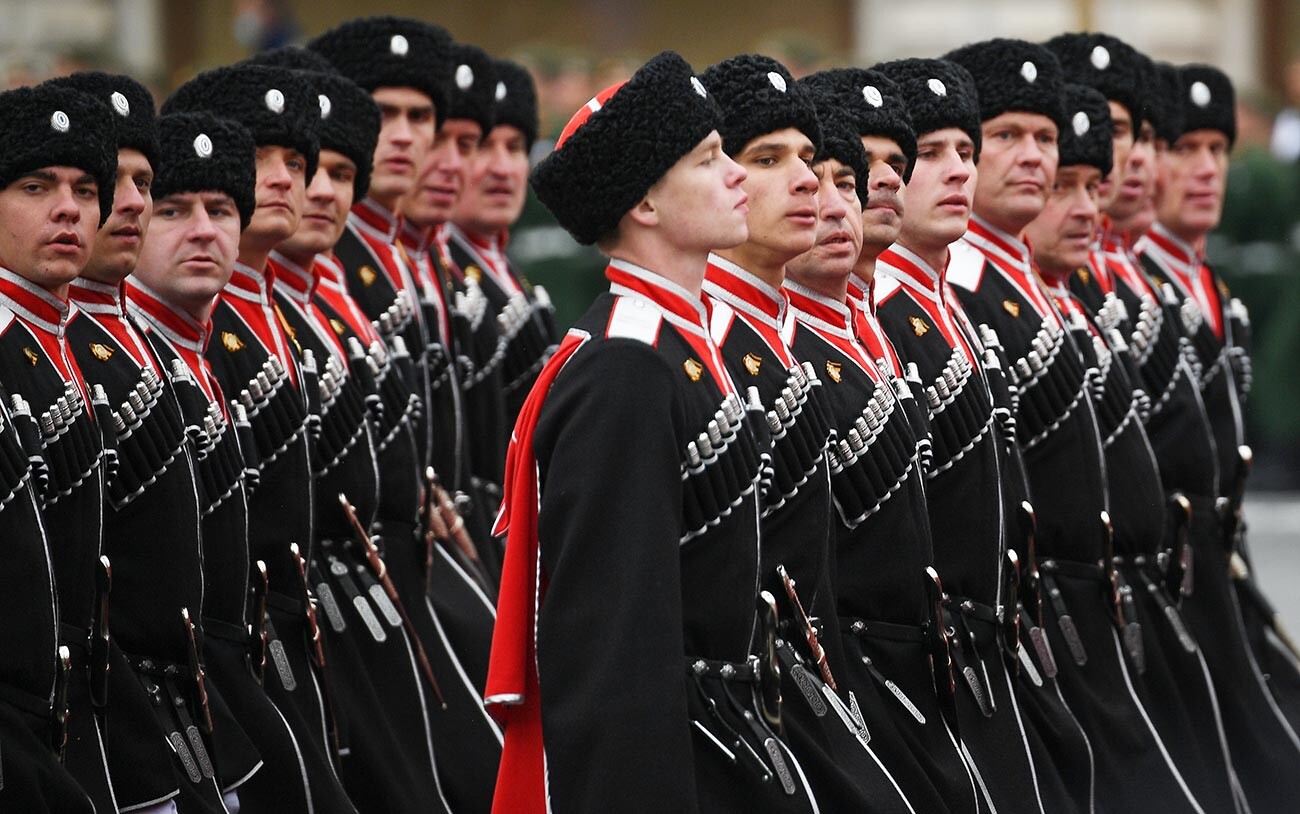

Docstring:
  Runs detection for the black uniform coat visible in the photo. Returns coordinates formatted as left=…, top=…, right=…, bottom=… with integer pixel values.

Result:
left=128, top=279, right=328, bottom=814
left=703, top=256, right=915, bottom=813
left=205, top=266, right=359, bottom=814
left=0, top=381, right=92, bottom=813
left=1139, top=224, right=1300, bottom=812
left=271, top=256, right=456, bottom=814
left=0, top=268, right=177, bottom=813
left=874, top=245, right=1055, bottom=814
left=487, top=259, right=816, bottom=813
left=788, top=280, right=984, bottom=814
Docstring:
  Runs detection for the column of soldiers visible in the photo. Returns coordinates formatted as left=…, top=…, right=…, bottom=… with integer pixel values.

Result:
left=0, top=13, right=1297, bottom=814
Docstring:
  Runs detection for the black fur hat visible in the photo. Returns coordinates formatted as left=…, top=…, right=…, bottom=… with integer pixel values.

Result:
left=0, top=85, right=117, bottom=225
left=800, top=67, right=916, bottom=181
left=248, top=48, right=381, bottom=199
left=1043, top=32, right=1146, bottom=129
left=445, top=42, right=496, bottom=134
left=163, top=63, right=321, bottom=183
left=944, top=38, right=1066, bottom=130
left=1148, top=62, right=1186, bottom=144
left=43, top=71, right=160, bottom=171
left=308, top=16, right=453, bottom=126
left=1059, top=83, right=1113, bottom=175
left=151, top=112, right=257, bottom=230
left=874, top=58, right=983, bottom=158
left=531, top=51, right=722, bottom=246
left=699, top=54, right=822, bottom=158
left=1177, top=64, right=1235, bottom=147
left=490, top=58, right=539, bottom=150
left=800, top=82, right=870, bottom=208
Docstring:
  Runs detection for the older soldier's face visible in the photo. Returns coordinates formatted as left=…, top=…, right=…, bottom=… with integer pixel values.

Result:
left=974, top=111, right=1059, bottom=234
left=1024, top=165, right=1102, bottom=277
left=0, top=166, right=100, bottom=296
left=455, top=124, right=530, bottom=234
left=859, top=135, right=907, bottom=255
left=788, top=157, right=863, bottom=286
left=84, top=148, right=153, bottom=285
left=402, top=118, right=478, bottom=228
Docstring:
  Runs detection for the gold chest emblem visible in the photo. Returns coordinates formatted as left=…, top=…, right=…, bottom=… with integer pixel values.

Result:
left=1076, top=267, right=1090, bottom=285
left=22, top=347, right=38, bottom=366
left=1002, top=299, right=1021, bottom=318
left=825, top=360, right=843, bottom=383
left=89, top=342, right=114, bottom=361
left=743, top=353, right=762, bottom=376
left=329, top=318, right=346, bottom=335
left=908, top=316, right=930, bottom=337
left=465, top=264, right=482, bottom=283
left=358, top=265, right=377, bottom=287
left=683, top=358, right=703, bottom=382
left=221, top=331, right=245, bottom=352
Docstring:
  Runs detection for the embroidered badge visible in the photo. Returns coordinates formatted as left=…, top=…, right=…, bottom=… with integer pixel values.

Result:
left=22, top=347, right=38, bottom=366
left=465, top=264, right=483, bottom=283
left=683, top=358, right=703, bottom=381
left=743, top=353, right=762, bottom=376
left=825, top=360, right=843, bottom=383
left=1002, top=300, right=1021, bottom=318
left=89, top=342, right=114, bottom=361
left=358, top=265, right=377, bottom=286
left=908, top=316, right=930, bottom=337
left=1076, top=268, right=1090, bottom=285
left=221, top=331, right=245, bottom=352
left=330, top=318, right=346, bottom=335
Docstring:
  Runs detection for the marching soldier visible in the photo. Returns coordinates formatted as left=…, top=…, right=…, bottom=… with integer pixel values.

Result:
left=447, top=57, right=560, bottom=444
left=943, top=38, right=1197, bottom=812
left=0, top=98, right=94, bottom=814
left=489, top=51, right=816, bottom=812
left=798, top=66, right=986, bottom=814
left=871, top=56, right=1050, bottom=812
left=698, top=53, right=917, bottom=811
left=52, top=71, right=238, bottom=814
left=1023, top=79, right=1240, bottom=811
left=1046, top=33, right=1249, bottom=811
left=1136, top=63, right=1300, bottom=811
left=394, top=39, right=502, bottom=684
left=256, top=46, right=502, bottom=813
left=162, top=63, right=366, bottom=814
left=0, top=83, right=180, bottom=814
left=127, top=110, right=338, bottom=814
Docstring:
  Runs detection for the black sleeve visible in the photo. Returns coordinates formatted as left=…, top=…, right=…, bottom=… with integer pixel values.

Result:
left=533, top=338, right=700, bottom=814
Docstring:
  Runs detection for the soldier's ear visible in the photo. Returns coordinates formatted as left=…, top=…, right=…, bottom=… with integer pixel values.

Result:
left=625, top=195, right=660, bottom=229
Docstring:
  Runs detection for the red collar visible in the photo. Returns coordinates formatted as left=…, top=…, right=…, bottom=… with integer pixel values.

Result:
left=703, top=254, right=787, bottom=327
left=0, top=266, right=72, bottom=337
left=268, top=253, right=318, bottom=306
left=961, top=215, right=1057, bottom=319
left=67, top=277, right=126, bottom=316
left=350, top=197, right=402, bottom=244
left=125, top=279, right=211, bottom=354
left=877, top=244, right=946, bottom=302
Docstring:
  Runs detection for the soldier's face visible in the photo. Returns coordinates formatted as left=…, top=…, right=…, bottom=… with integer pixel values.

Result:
left=859, top=135, right=907, bottom=261
left=244, top=145, right=306, bottom=254
left=401, top=118, right=477, bottom=228
left=974, top=111, right=1059, bottom=235
left=370, top=87, right=436, bottom=209
left=1108, top=121, right=1155, bottom=228
left=1024, top=165, right=1102, bottom=278
left=0, top=166, right=100, bottom=296
left=1100, top=101, right=1135, bottom=211
left=1156, top=129, right=1228, bottom=242
left=787, top=157, right=862, bottom=288
left=898, top=129, right=976, bottom=254
left=135, top=191, right=241, bottom=322
left=728, top=127, right=819, bottom=266
left=454, top=124, right=529, bottom=234
left=277, top=150, right=355, bottom=263
left=85, top=148, right=153, bottom=285
left=640, top=131, right=748, bottom=253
